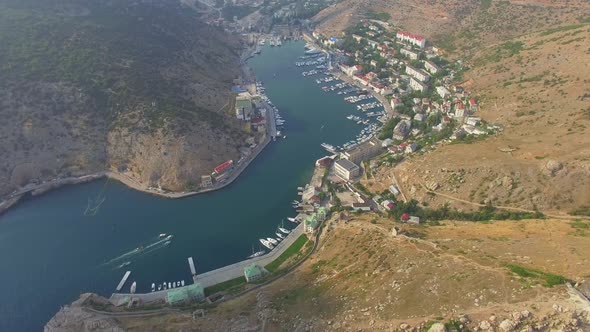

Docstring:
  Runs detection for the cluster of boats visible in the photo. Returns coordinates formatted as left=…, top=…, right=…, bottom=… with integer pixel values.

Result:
left=321, top=82, right=350, bottom=92
left=357, top=101, right=382, bottom=111
left=302, top=69, right=324, bottom=76
left=295, top=57, right=326, bottom=67
left=321, top=143, right=341, bottom=153
left=151, top=280, right=186, bottom=292
left=258, top=37, right=282, bottom=47
left=344, top=94, right=374, bottom=103
left=259, top=226, right=291, bottom=250
left=257, top=81, right=287, bottom=137
left=315, top=76, right=335, bottom=84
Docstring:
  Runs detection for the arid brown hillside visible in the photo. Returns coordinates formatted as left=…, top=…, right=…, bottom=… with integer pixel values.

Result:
left=313, top=0, right=590, bottom=215
left=314, top=0, right=590, bottom=52
left=0, top=0, right=245, bottom=195
left=367, top=23, right=590, bottom=214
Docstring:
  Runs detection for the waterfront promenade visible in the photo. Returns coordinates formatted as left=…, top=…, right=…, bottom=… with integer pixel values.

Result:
left=109, top=222, right=304, bottom=304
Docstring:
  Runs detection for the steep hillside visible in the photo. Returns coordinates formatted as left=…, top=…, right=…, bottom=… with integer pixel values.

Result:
left=313, top=0, right=590, bottom=50
left=0, top=0, right=246, bottom=194
left=312, top=0, right=590, bottom=215
left=47, top=215, right=590, bottom=331
left=367, top=22, right=590, bottom=214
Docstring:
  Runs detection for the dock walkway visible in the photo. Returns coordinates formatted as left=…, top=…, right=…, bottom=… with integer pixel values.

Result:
left=109, top=223, right=304, bottom=304
left=194, top=222, right=303, bottom=288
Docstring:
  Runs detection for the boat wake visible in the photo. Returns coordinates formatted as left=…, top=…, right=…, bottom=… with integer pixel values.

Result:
left=103, top=235, right=173, bottom=267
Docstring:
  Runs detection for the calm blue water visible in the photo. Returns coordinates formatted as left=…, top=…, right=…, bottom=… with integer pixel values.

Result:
left=0, top=41, right=376, bottom=331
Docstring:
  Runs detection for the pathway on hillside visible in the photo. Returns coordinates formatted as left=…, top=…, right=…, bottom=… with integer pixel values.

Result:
left=420, top=183, right=590, bottom=220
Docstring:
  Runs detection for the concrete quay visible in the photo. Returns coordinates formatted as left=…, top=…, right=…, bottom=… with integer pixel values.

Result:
left=109, top=223, right=304, bottom=304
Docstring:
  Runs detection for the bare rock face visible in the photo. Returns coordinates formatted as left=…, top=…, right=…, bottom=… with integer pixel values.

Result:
left=44, top=294, right=124, bottom=332
left=428, top=322, right=447, bottom=332
left=543, top=159, right=563, bottom=176
left=106, top=114, right=243, bottom=191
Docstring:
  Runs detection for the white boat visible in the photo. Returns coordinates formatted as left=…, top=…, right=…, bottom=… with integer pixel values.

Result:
left=297, top=187, right=304, bottom=191
left=168, top=282, right=172, bottom=289
left=176, top=281, right=181, bottom=287
left=165, top=235, right=173, bottom=240
left=151, top=283, right=155, bottom=292
left=181, top=280, right=185, bottom=286
left=158, top=284, right=162, bottom=291
left=267, top=237, right=278, bottom=245
left=287, top=217, right=297, bottom=222
left=248, top=250, right=265, bottom=258
left=247, top=245, right=266, bottom=258
left=130, top=282, right=137, bottom=294
left=163, top=283, right=167, bottom=290
left=260, top=238, right=274, bottom=249
left=276, top=232, right=285, bottom=239
left=159, top=233, right=167, bottom=239
left=279, top=227, right=290, bottom=234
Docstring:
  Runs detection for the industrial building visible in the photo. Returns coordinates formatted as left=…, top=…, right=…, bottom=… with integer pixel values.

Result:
left=165, top=283, right=205, bottom=304
left=341, top=139, right=383, bottom=164
left=243, top=263, right=265, bottom=282
left=334, top=159, right=360, bottom=181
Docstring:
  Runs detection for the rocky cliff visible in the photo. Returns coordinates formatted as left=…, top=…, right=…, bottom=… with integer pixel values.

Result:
left=0, top=0, right=246, bottom=195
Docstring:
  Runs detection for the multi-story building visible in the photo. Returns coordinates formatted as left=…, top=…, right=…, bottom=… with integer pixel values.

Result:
left=400, top=48, right=419, bottom=60
left=405, top=65, right=430, bottom=82
left=409, top=77, right=428, bottom=92
left=396, top=31, right=426, bottom=48
left=334, top=159, right=360, bottom=181
left=341, top=139, right=383, bottom=164
left=436, top=86, right=451, bottom=99
left=424, top=60, right=441, bottom=74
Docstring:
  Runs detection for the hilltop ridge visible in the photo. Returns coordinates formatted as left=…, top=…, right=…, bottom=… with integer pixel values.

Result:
left=0, top=0, right=246, bottom=196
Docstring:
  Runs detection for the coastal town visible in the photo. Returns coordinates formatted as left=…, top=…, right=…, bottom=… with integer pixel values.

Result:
left=75, top=18, right=507, bottom=311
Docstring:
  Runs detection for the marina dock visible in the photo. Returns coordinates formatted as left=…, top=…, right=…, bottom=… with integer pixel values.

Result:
left=116, top=271, right=131, bottom=292
left=194, top=222, right=304, bottom=288
left=109, top=223, right=304, bottom=304
left=188, top=257, right=196, bottom=275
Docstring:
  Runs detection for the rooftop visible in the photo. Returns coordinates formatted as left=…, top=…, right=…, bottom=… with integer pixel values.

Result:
left=335, top=159, right=360, bottom=172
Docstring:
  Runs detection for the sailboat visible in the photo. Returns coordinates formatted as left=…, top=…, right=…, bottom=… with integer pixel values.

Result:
left=247, top=245, right=265, bottom=258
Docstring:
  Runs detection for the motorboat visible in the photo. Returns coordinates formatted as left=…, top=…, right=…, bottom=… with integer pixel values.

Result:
left=159, top=233, right=167, bottom=239
left=130, top=282, right=137, bottom=294
left=151, top=283, right=155, bottom=292
left=279, top=227, right=290, bottom=234
left=276, top=232, right=285, bottom=239
left=267, top=237, right=278, bottom=245
left=181, top=280, right=185, bottom=286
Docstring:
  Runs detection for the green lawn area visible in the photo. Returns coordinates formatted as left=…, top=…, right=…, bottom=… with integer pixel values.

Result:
left=265, top=234, right=309, bottom=272
left=204, top=276, right=246, bottom=296
left=506, top=264, right=569, bottom=287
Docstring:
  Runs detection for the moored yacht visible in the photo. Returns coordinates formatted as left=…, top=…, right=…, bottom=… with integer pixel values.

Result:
left=260, top=238, right=274, bottom=249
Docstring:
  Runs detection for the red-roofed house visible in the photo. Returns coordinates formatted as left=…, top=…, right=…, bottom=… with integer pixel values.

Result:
left=396, top=31, right=426, bottom=48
